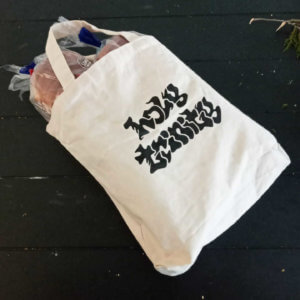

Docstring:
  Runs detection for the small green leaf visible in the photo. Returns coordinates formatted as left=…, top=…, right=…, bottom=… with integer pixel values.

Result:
left=283, top=27, right=300, bottom=58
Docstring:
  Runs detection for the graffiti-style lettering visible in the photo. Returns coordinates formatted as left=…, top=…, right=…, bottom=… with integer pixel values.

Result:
left=123, top=83, right=222, bottom=173
left=123, top=83, right=188, bottom=140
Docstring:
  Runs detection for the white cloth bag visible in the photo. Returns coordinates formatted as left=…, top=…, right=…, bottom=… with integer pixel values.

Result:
left=45, top=20, right=291, bottom=276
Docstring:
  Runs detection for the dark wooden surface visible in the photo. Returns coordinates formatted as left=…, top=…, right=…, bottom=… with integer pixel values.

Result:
left=0, top=1, right=299, bottom=299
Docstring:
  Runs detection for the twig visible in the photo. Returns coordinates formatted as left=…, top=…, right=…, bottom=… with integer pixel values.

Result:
left=249, top=18, right=300, bottom=31
left=249, top=17, right=300, bottom=59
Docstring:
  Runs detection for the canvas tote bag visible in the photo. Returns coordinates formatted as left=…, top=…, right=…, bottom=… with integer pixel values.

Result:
left=45, top=20, right=291, bottom=276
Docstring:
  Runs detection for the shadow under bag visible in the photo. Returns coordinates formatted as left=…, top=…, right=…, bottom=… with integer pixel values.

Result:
left=45, top=20, right=291, bottom=276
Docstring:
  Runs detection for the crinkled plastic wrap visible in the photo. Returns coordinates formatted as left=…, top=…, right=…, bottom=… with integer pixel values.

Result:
left=30, top=37, right=129, bottom=120
left=95, top=35, right=129, bottom=61
left=30, top=50, right=93, bottom=121
left=1, top=17, right=133, bottom=121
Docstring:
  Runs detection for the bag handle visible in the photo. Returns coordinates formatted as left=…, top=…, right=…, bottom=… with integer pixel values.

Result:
left=45, top=20, right=140, bottom=90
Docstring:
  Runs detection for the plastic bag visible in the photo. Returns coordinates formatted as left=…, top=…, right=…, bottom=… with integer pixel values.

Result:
left=1, top=64, right=31, bottom=100
left=30, top=50, right=93, bottom=120
left=1, top=16, right=133, bottom=121
left=57, top=16, right=102, bottom=49
left=95, top=35, right=129, bottom=61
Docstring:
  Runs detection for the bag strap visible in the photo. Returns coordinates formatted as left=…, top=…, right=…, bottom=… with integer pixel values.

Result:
left=45, top=20, right=140, bottom=90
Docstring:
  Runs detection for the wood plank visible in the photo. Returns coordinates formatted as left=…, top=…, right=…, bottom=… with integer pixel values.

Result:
left=0, top=175, right=136, bottom=247
left=0, top=115, right=298, bottom=177
left=0, top=14, right=298, bottom=66
left=1, top=59, right=299, bottom=117
left=0, top=174, right=298, bottom=248
left=210, top=174, right=300, bottom=249
left=0, top=117, right=88, bottom=177
left=1, top=0, right=300, bottom=20
left=0, top=249, right=299, bottom=299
